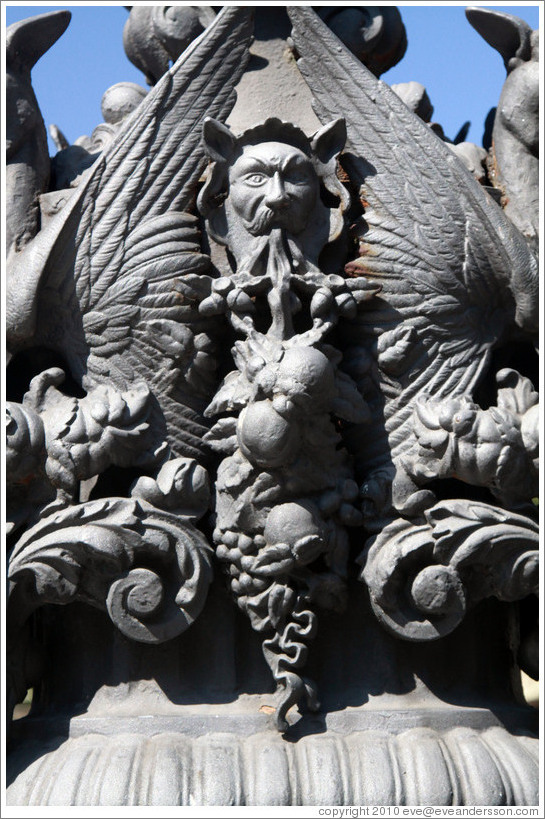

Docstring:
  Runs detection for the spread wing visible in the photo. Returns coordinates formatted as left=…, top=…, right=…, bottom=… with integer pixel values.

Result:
left=288, top=7, right=538, bottom=473
left=32, top=7, right=253, bottom=461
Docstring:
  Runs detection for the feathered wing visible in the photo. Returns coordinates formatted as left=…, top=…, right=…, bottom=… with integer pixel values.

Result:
left=32, top=7, right=253, bottom=460
left=287, top=6, right=537, bottom=474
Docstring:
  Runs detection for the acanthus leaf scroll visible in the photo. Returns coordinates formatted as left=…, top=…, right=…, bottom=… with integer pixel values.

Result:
left=7, top=492, right=213, bottom=729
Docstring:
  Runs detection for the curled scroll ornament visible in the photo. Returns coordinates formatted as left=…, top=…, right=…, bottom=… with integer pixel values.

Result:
left=361, top=500, right=538, bottom=641
left=7, top=495, right=213, bottom=726
left=8, top=496, right=212, bottom=642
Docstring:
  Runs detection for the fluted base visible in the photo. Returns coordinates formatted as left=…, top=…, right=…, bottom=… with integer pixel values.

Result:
left=7, top=718, right=538, bottom=806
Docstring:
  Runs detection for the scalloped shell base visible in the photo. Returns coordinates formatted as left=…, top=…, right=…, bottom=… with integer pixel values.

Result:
left=7, top=722, right=538, bottom=806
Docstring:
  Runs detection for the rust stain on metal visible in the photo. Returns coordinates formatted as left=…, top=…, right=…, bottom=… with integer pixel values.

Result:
left=259, top=704, right=276, bottom=715
left=345, top=259, right=379, bottom=278
left=337, top=166, right=350, bottom=186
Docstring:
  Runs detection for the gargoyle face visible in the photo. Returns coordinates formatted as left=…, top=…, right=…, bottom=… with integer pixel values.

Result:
left=227, top=141, right=319, bottom=236
left=198, top=116, right=348, bottom=270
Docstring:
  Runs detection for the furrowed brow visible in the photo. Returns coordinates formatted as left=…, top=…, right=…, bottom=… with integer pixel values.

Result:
left=237, top=156, right=275, bottom=173
left=281, top=153, right=311, bottom=172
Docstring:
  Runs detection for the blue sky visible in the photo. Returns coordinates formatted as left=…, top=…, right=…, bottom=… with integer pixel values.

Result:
left=4, top=3, right=540, bottom=152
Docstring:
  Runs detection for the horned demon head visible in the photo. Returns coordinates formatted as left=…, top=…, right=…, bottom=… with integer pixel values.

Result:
left=198, top=117, right=349, bottom=273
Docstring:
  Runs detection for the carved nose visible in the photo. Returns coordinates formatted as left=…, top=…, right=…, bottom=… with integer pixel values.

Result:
left=265, top=172, right=289, bottom=208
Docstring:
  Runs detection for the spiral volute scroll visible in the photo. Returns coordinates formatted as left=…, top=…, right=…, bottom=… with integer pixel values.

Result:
left=362, top=500, right=538, bottom=641
left=8, top=497, right=213, bottom=646
left=362, top=518, right=468, bottom=641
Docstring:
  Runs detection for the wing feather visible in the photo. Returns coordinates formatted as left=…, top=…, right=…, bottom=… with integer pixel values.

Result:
left=33, top=8, right=253, bottom=459
left=288, top=6, right=536, bottom=340
left=288, top=6, right=537, bottom=478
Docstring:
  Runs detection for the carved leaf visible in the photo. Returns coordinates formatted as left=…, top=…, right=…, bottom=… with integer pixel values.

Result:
left=362, top=499, right=538, bottom=642
left=495, top=368, right=539, bottom=417
left=426, top=500, right=539, bottom=601
left=268, top=583, right=297, bottom=629
left=8, top=497, right=213, bottom=644
left=252, top=544, right=294, bottom=577
left=204, top=371, right=255, bottom=417
left=202, top=417, right=238, bottom=454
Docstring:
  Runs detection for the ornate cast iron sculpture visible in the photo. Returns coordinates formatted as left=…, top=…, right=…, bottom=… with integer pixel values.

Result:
left=287, top=2, right=538, bottom=600
left=197, top=116, right=379, bottom=729
left=6, top=10, right=71, bottom=257
left=5, top=5, right=539, bottom=807
left=466, top=6, right=539, bottom=248
left=6, top=0, right=253, bottom=734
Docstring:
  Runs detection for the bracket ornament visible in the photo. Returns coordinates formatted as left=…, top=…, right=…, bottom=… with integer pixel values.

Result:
left=362, top=500, right=538, bottom=641
left=5, top=6, right=255, bottom=736
left=7, top=457, right=213, bottom=728
left=288, top=3, right=539, bottom=683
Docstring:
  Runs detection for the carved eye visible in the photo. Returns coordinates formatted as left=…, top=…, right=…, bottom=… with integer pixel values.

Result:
left=244, top=173, right=267, bottom=186
left=452, top=410, right=474, bottom=434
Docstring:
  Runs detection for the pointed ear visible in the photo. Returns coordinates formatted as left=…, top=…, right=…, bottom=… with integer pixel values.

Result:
left=202, top=118, right=238, bottom=164
left=465, top=7, right=532, bottom=69
left=6, top=10, right=71, bottom=70
left=311, top=118, right=346, bottom=165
